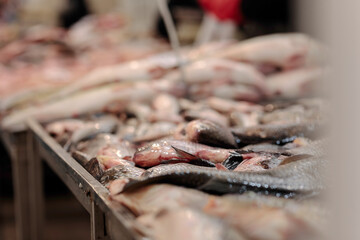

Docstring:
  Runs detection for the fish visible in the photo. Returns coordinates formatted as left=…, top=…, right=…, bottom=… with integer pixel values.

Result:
left=71, top=150, right=91, bottom=166
left=231, top=122, right=321, bottom=146
left=73, top=133, right=119, bottom=159
left=184, top=108, right=229, bottom=127
left=45, top=119, right=85, bottom=137
left=233, top=152, right=285, bottom=172
left=110, top=184, right=209, bottom=215
left=100, top=165, right=145, bottom=186
left=166, top=58, right=267, bottom=94
left=215, top=33, right=322, bottom=72
left=207, top=97, right=263, bottom=114
left=229, top=111, right=260, bottom=128
left=221, top=156, right=244, bottom=170
left=212, top=84, right=264, bottom=102
left=266, top=68, right=323, bottom=99
left=125, top=102, right=152, bottom=122
left=240, top=143, right=291, bottom=154
left=131, top=122, right=177, bottom=143
left=204, top=194, right=320, bottom=240
left=284, top=139, right=326, bottom=157
left=84, top=158, right=104, bottom=180
left=132, top=139, right=241, bottom=167
left=147, top=93, right=183, bottom=123
left=260, top=103, right=323, bottom=125
left=137, top=208, right=245, bottom=240
left=122, top=156, right=325, bottom=197
left=1, top=82, right=156, bottom=131
left=110, top=184, right=322, bottom=240
left=152, top=93, right=180, bottom=115
left=48, top=59, right=169, bottom=101
left=184, top=119, right=237, bottom=149
left=64, top=116, right=118, bottom=150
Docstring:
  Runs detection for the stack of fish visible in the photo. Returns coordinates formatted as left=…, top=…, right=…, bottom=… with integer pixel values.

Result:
left=0, top=14, right=169, bottom=115
left=44, top=94, right=326, bottom=239
left=3, top=32, right=327, bottom=239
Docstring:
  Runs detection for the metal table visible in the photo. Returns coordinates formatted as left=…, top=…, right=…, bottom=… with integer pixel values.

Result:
left=27, top=119, right=141, bottom=240
left=1, top=119, right=141, bottom=240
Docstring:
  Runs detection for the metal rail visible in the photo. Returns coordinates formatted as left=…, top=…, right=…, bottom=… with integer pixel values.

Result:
left=27, top=119, right=142, bottom=240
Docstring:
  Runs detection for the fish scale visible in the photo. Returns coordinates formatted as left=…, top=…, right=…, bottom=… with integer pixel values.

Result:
left=122, top=156, right=325, bottom=197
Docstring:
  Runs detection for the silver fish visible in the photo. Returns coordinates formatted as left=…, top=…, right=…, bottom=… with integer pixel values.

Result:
left=185, top=119, right=237, bottom=149
left=139, top=208, right=245, bottom=240
left=133, top=139, right=240, bottom=167
left=231, top=122, right=322, bottom=146
left=123, top=156, right=325, bottom=197
left=64, top=116, right=118, bottom=150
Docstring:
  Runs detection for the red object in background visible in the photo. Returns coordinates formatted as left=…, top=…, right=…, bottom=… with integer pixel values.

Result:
left=198, top=0, right=243, bottom=24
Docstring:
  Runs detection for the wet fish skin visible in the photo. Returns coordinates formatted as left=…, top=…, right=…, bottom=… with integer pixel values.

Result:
left=111, top=184, right=322, bottom=240
left=73, top=133, right=119, bottom=159
left=84, top=158, right=104, bottom=180
left=231, top=122, right=322, bottom=146
left=140, top=208, right=245, bottom=240
left=204, top=195, right=317, bottom=240
left=100, top=165, right=145, bottom=185
left=64, top=116, right=118, bottom=150
left=234, top=152, right=285, bottom=172
left=185, top=119, right=237, bottom=149
left=71, top=150, right=91, bottom=166
left=184, top=108, right=229, bottom=127
left=122, top=156, right=324, bottom=197
left=133, top=139, right=236, bottom=167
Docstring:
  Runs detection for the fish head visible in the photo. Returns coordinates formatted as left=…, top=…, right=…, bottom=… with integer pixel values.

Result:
left=133, top=142, right=165, bottom=167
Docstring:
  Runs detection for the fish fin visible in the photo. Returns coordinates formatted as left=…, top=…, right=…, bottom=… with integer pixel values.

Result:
left=63, top=139, right=72, bottom=152
left=222, top=152, right=243, bottom=170
left=280, top=154, right=313, bottom=165
left=171, top=146, right=200, bottom=161
left=215, top=163, right=228, bottom=171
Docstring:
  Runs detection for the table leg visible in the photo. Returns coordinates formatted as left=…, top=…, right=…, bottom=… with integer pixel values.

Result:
left=90, top=200, right=108, bottom=240
left=11, top=132, right=31, bottom=240
left=27, top=131, right=44, bottom=240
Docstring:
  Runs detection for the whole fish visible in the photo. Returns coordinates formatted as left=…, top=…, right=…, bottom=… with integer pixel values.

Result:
left=166, top=58, right=267, bottom=94
left=138, top=208, right=245, bottom=240
left=1, top=82, right=156, bottom=131
left=215, top=33, right=321, bottom=72
left=110, top=184, right=322, bottom=240
left=49, top=59, right=169, bottom=101
left=266, top=68, right=323, bottom=99
left=231, top=122, right=321, bottom=146
left=133, top=139, right=241, bottom=167
left=122, top=156, right=325, bottom=197
left=185, top=120, right=237, bottom=149
left=64, top=116, right=118, bottom=150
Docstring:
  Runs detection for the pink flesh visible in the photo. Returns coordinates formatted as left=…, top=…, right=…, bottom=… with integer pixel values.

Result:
left=133, top=139, right=232, bottom=167
left=234, top=153, right=274, bottom=172
left=96, top=143, right=135, bottom=169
